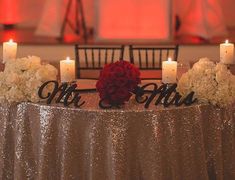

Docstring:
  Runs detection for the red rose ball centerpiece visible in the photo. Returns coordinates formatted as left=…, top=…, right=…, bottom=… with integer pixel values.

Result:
left=96, top=60, right=141, bottom=108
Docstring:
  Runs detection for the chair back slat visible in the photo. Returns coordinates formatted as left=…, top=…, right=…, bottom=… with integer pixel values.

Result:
left=166, top=49, right=169, bottom=59
left=129, top=45, right=179, bottom=80
left=111, top=49, right=115, bottom=63
left=129, top=45, right=133, bottom=63
left=174, top=45, right=179, bottom=62
left=159, top=50, right=162, bottom=66
left=75, top=44, right=80, bottom=78
left=105, top=49, right=108, bottom=65
left=152, top=49, right=155, bottom=68
left=98, top=50, right=101, bottom=68
left=120, top=45, right=124, bottom=60
left=85, top=49, right=88, bottom=67
left=74, top=45, right=125, bottom=79
left=91, top=49, right=95, bottom=68
left=145, top=50, right=148, bottom=68
left=138, top=50, right=142, bottom=68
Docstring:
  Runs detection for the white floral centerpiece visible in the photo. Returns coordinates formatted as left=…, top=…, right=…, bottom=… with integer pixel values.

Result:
left=177, top=57, right=235, bottom=107
left=0, top=56, right=58, bottom=103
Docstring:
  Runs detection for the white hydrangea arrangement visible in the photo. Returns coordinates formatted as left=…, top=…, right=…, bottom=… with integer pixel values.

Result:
left=0, top=56, right=58, bottom=103
left=177, top=57, right=235, bottom=107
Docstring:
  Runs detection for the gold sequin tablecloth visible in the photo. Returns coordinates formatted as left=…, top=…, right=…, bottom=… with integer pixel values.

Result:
left=0, top=93, right=235, bottom=180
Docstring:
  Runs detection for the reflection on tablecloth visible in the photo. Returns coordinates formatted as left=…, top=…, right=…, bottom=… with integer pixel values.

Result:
left=0, top=93, right=234, bottom=180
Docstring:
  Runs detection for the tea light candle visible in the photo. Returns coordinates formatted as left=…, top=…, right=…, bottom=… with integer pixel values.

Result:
left=162, top=57, right=177, bottom=84
left=3, top=39, right=17, bottom=63
left=220, top=39, right=234, bottom=64
left=60, top=57, right=75, bottom=82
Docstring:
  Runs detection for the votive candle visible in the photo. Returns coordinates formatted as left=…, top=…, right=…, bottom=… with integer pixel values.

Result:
left=220, top=39, right=234, bottom=64
left=162, top=57, right=177, bottom=84
left=3, top=39, right=17, bottom=63
left=60, top=57, right=75, bottom=82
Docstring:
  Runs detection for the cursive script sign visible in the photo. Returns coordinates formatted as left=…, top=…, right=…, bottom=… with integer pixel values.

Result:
left=38, top=81, right=85, bottom=107
left=134, top=83, right=197, bottom=108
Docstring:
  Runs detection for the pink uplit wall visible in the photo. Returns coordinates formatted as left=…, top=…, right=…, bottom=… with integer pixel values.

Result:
left=221, top=0, right=235, bottom=27
left=0, top=0, right=47, bottom=26
left=0, top=0, right=22, bottom=24
left=96, top=0, right=171, bottom=40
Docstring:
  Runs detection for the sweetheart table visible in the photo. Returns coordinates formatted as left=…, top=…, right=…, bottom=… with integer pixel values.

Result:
left=0, top=93, right=234, bottom=180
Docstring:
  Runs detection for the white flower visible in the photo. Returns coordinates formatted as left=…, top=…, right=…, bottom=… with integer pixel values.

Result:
left=5, top=72, right=22, bottom=86
left=177, top=58, right=235, bottom=107
left=0, top=56, right=58, bottom=103
left=35, top=64, right=57, bottom=81
left=5, top=86, right=25, bottom=103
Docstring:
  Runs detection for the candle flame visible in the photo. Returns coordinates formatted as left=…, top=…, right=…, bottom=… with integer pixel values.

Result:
left=9, top=39, right=13, bottom=43
left=66, top=57, right=70, bottom=61
left=225, top=39, right=229, bottom=44
left=168, top=57, right=172, bottom=61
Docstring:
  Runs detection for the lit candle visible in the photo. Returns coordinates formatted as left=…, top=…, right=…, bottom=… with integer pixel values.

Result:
left=162, top=57, right=177, bottom=84
left=220, top=39, right=234, bottom=64
left=3, top=39, right=17, bottom=63
left=60, top=57, right=75, bottom=82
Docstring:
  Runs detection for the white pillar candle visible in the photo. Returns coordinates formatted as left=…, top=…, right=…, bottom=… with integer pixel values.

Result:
left=3, top=39, right=17, bottom=63
left=220, top=39, right=234, bottom=64
left=162, top=57, right=177, bottom=84
left=60, top=57, right=75, bottom=82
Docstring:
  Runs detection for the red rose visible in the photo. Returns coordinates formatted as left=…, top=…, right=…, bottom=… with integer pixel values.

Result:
left=106, top=85, right=117, bottom=94
left=114, top=66, right=126, bottom=77
left=96, top=60, right=141, bottom=105
left=115, top=77, right=128, bottom=87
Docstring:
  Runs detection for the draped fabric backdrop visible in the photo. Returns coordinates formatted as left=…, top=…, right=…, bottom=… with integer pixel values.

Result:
left=175, top=0, right=227, bottom=38
left=0, top=0, right=231, bottom=39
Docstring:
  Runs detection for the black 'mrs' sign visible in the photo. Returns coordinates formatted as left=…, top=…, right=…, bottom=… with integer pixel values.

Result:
left=134, top=83, right=197, bottom=108
left=38, top=81, right=85, bottom=107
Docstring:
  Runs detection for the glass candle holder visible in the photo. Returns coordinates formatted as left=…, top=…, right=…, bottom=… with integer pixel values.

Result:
left=177, top=62, right=190, bottom=81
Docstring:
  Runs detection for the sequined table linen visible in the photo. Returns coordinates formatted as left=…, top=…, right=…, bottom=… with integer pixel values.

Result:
left=0, top=93, right=234, bottom=180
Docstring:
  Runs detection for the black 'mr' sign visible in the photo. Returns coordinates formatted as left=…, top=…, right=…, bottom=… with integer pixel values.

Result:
left=134, top=83, right=197, bottom=108
left=38, top=81, right=85, bottom=107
